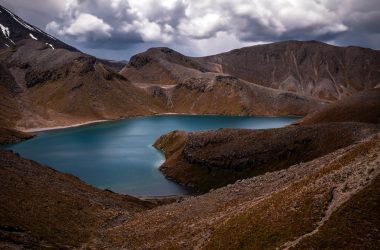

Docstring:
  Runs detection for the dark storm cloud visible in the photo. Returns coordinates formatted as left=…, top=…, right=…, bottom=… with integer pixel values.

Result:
left=0, top=0, right=379, bottom=60
left=330, top=0, right=380, bottom=49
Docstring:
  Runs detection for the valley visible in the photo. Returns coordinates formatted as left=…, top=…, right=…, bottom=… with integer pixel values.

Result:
left=0, top=4, right=379, bottom=249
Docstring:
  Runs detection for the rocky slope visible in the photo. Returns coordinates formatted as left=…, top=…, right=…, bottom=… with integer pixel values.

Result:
left=121, top=47, right=209, bottom=85
left=92, top=131, right=380, bottom=249
left=298, top=89, right=380, bottom=125
left=154, top=122, right=379, bottom=192
left=122, top=41, right=380, bottom=101
left=0, top=149, right=153, bottom=249
left=200, top=41, right=380, bottom=100
left=0, top=5, right=165, bottom=130
left=145, top=75, right=326, bottom=116
left=0, top=39, right=166, bottom=130
left=122, top=47, right=329, bottom=117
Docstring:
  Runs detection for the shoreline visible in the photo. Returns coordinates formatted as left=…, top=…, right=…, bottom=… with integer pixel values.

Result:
left=11, top=112, right=301, bottom=198
left=20, top=119, right=110, bottom=133
left=17, top=112, right=303, bottom=133
left=17, top=113, right=194, bottom=133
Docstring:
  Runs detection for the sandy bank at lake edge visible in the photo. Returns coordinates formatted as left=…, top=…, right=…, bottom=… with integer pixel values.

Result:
left=17, top=113, right=303, bottom=133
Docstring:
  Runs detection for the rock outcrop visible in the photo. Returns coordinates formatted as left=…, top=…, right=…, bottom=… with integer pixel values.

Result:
left=155, top=123, right=379, bottom=192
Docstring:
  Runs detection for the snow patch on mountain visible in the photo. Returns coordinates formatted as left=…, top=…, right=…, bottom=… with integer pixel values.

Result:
left=45, top=43, right=54, bottom=50
left=0, top=23, right=10, bottom=38
left=29, top=33, right=38, bottom=40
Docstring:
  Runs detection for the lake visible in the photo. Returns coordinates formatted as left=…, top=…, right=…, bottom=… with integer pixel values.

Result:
left=5, top=115, right=299, bottom=196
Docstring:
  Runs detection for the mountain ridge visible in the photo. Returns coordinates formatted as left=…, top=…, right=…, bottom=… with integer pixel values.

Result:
left=122, top=40, right=380, bottom=101
left=0, top=5, right=76, bottom=51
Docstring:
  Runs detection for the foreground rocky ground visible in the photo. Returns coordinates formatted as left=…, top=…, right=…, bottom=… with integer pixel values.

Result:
left=0, top=90, right=379, bottom=248
left=1, top=129, right=379, bottom=249
left=0, top=149, right=155, bottom=249
left=90, top=131, right=380, bottom=249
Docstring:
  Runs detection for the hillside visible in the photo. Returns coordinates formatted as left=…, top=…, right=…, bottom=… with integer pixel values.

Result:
left=121, top=47, right=209, bottom=85
left=200, top=41, right=380, bottom=100
left=154, top=122, right=379, bottom=192
left=0, top=149, right=154, bottom=248
left=122, top=41, right=380, bottom=101
left=144, top=75, right=326, bottom=116
left=298, top=89, right=380, bottom=125
left=121, top=48, right=329, bottom=117
left=0, top=39, right=166, bottom=130
left=90, top=131, right=380, bottom=249
left=0, top=5, right=166, bottom=130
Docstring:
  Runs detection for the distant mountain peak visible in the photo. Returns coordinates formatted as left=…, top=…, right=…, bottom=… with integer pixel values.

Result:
left=0, top=5, right=76, bottom=51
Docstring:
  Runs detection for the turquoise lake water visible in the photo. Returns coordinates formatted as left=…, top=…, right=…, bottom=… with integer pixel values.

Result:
left=5, top=115, right=299, bottom=196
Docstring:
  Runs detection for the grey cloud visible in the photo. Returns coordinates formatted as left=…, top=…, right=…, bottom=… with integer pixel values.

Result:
left=1, top=0, right=379, bottom=60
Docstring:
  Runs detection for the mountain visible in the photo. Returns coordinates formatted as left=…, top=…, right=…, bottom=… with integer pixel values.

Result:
left=0, top=40, right=323, bottom=130
left=0, top=5, right=76, bottom=51
left=0, top=5, right=169, bottom=130
left=121, top=47, right=327, bottom=117
left=121, top=47, right=210, bottom=84
left=0, top=39, right=166, bottom=129
left=0, top=5, right=378, bottom=130
left=0, top=5, right=328, bottom=130
left=122, top=41, right=380, bottom=101
left=143, top=74, right=326, bottom=116
left=200, top=41, right=380, bottom=100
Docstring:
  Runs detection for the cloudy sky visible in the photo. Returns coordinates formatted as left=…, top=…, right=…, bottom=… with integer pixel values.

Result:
left=1, top=0, right=379, bottom=60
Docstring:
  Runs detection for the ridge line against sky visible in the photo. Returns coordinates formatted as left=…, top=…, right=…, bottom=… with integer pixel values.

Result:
left=1, top=0, right=379, bottom=60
